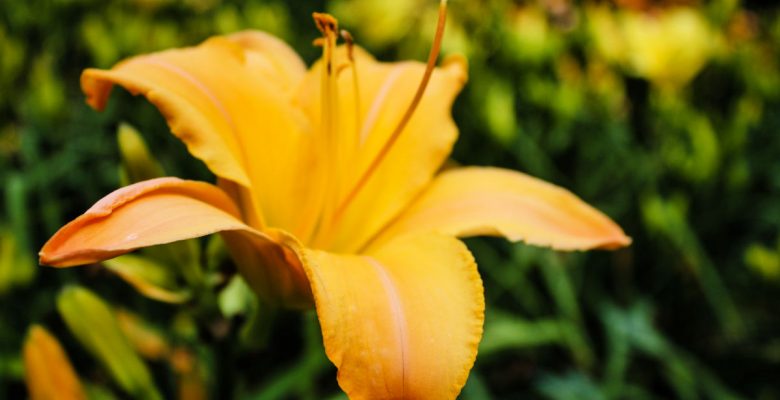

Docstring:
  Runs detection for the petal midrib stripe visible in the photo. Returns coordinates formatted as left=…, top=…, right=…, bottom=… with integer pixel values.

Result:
left=366, top=257, right=409, bottom=398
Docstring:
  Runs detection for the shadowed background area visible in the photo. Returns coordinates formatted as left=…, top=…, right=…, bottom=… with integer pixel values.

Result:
left=1, top=0, right=779, bottom=398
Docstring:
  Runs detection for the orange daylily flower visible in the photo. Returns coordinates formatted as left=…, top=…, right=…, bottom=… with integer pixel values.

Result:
left=40, top=3, right=629, bottom=399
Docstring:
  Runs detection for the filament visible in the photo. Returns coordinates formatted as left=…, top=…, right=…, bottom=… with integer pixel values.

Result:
left=340, top=29, right=363, bottom=142
left=312, top=13, right=343, bottom=244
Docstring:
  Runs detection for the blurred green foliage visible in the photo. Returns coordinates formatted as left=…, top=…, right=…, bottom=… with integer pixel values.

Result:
left=1, top=0, right=779, bottom=398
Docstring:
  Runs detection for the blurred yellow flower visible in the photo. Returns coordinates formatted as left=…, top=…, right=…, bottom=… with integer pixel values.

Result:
left=39, top=3, right=629, bottom=398
left=588, top=6, right=720, bottom=88
left=507, top=5, right=564, bottom=64
left=329, top=0, right=416, bottom=48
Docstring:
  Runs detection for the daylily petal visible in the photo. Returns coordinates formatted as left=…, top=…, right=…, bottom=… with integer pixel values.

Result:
left=300, top=47, right=468, bottom=251
left=222, top=228, right=313, bottom=308
left=82, top=33, right=314, bottom=231
left=295, top=234, right=484, bottom=399
left=226, top=30, right=307, bottom=95
left=372, top=167, right=631, bottom=251
left=39, top=178, right=311, bottom=306
left=40, top=177, right=244, bottom=266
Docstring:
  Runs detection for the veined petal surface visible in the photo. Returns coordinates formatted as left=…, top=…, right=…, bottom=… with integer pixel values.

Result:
left=226, top=30, right=307, bottom=94
left=297, top=234, right=484, bottom=400
left=82, top=33, right=314, bottom=232
left=40, top=178, right=244, bottom=266
left=38, top=178, right=311, bottom=306
left=373, top=167, right=631, bottom=251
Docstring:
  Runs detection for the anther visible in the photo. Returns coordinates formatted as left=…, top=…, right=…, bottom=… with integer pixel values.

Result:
left=313, top=13, right=339, bottom=36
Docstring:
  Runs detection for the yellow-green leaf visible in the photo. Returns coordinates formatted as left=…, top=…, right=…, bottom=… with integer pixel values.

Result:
left=57, top=286, right=162, bottom=400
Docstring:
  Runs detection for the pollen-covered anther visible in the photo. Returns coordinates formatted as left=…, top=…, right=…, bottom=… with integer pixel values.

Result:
left=313, top=12, right=339, bottom=36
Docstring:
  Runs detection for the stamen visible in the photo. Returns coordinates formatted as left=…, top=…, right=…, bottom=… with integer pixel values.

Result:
left=312, top=14, right=338, bottom=168
left=314, top=13, right=339, bottom=78
left=340, top=30, right=355, bottom=61
left=333, top=0, right=449, bottom=220
left=312, top=13, right=343, bottom=245
left=341, top=29, right=362, bottom=141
